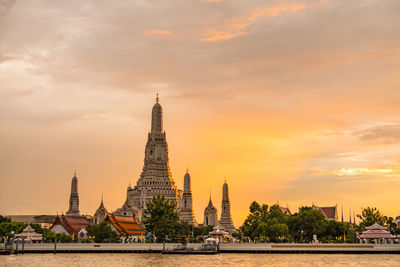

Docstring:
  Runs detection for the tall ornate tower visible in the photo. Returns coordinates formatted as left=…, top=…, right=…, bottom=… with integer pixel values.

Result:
left=220, top=181, right=235, bottom=232
left=66, top=171, right=80, bottom=216
left=125, top=95, right=179, bottom=212
left=203, top=195, right=218, bottom=226
left=179, top=170, right=197, bottom=226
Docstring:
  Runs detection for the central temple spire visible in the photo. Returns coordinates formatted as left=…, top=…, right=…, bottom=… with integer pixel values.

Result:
left=119, top=95, right=179, bottom=216
left=151, top=94, right=163, bottom=134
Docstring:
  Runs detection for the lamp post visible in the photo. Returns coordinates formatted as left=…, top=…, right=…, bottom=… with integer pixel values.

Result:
left=10, top=231, right=14, bottom=252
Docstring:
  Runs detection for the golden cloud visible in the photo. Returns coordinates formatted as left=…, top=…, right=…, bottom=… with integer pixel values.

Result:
left=200, top=2, right=307, bottom=42
left=140, top=29, right=173, bottom=37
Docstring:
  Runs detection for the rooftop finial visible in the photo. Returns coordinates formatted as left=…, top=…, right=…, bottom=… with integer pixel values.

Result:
left=186, top=167, right=189, bottom=173
left=156, top=92, right=159, bottom=103
left=74, top=169, right=77, bottom=177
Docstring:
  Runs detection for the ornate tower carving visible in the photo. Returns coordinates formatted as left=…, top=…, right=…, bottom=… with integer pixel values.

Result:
left=66, top=171, right=80, bottom=216
left=219, top=181, right=235, bottom=232
left=124, top=95, right=178, bottom=214
left=179, top=170, right=197, bottom=226
left=203, top=195, right=218, bottom=226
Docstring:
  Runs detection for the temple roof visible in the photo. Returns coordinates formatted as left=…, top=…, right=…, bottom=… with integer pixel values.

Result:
left=360, top=223, right=395, bottom=239
left=312, top=204, right=337, bottom=219
left=106, top=213, right=145, bottom=236
left=51, top=215, right=92, bottom=235
left=205, top=196, right=217, bottom=212
left=15, top=225, right=43, bottom=240
left=365, top=222, right=388, bottom=230
left=209, top=224, right=229, bottom=236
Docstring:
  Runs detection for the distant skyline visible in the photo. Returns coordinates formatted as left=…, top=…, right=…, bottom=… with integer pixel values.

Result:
left=1, top=0, right=400, bottom=225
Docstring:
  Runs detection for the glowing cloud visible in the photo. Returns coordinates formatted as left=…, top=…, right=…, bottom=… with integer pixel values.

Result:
left=140, top=29, right=173, bottom=37
left=337, top=168, right=393, bottom=176
left=200, top=2, right=307, bottom=42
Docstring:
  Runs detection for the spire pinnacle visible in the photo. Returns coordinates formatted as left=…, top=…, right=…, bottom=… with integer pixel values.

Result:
left=156, top=92, right=159, bottom=103
left=186, top=167, right=189, bottom=173
left=74, top=169, right=77, bottom=177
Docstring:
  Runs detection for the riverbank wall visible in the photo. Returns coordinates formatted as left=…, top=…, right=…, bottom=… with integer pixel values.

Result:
left=2, top=243, right=400, bottom=254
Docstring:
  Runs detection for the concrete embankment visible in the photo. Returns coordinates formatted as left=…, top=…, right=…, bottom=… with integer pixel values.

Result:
left=3, top=243, right=400, bottom=254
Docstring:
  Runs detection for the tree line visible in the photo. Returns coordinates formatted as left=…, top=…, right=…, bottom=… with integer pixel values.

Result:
left=1, top=197, right=399, bottom=243
left=237, top=201, right=400, bottom=243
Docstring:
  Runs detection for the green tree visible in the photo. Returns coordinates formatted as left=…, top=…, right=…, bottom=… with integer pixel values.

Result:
left=194, top=225, right=213, bottom=237
left=0, top=221, right=26, bottom=237
left=357, top=207, right=386, bottom=230
left=143, top=196, right=182, bottom=242
left=241, top=202, right=290, bottom=242
left=55, top=233, right=73, bottom=243
left=86, top=222, right=118, bottom=243
left=288, top=207, right=327, bottom=242
left=386, top=217, right=397, bottom=235
left=0, top=215, right=11, bottom=224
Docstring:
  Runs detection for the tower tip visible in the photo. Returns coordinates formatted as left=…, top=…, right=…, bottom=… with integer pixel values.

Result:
left=156, top=92, right=159, bottom=103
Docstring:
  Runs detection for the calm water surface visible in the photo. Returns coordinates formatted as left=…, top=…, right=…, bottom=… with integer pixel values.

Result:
left=1, top=254, right=400, bottom=267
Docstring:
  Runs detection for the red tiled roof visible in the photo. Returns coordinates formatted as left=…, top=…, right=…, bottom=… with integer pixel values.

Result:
left=51, top=215, right=91, bottom=235
left=106, top=214, right=145, bottom=236
left=319, top=207, right=336, bottom=219
left=312, top=205, right=337, bottom=220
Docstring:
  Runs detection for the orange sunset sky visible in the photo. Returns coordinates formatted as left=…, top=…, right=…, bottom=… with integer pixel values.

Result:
left=1, top=0, right=400, bottom=226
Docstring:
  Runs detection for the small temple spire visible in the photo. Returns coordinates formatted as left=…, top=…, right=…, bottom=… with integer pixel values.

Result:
left=156, top=92, right=159, bottom=103
left=74, top=169, right=77, bottom=177
left=349, top=208, right=352, bottom=223
left=220, top=180, right=235, bottom=232
left=341, top=206, right=344, bottom=223
left=66, top=172, right=80, bottom=216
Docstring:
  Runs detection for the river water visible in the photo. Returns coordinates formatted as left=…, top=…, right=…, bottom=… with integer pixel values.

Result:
left=1, top=254, right=399, bottom=266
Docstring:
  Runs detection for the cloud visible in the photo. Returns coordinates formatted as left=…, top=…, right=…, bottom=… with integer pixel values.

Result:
left=199, top=29, right=246, bottom=42
left=0, top=0, right=16, bottom=14
left=140, top=29, right=173, bottom=37
left=355, top=124, right=400, bottom=144
left=200, top=2, right=307, bottom=42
